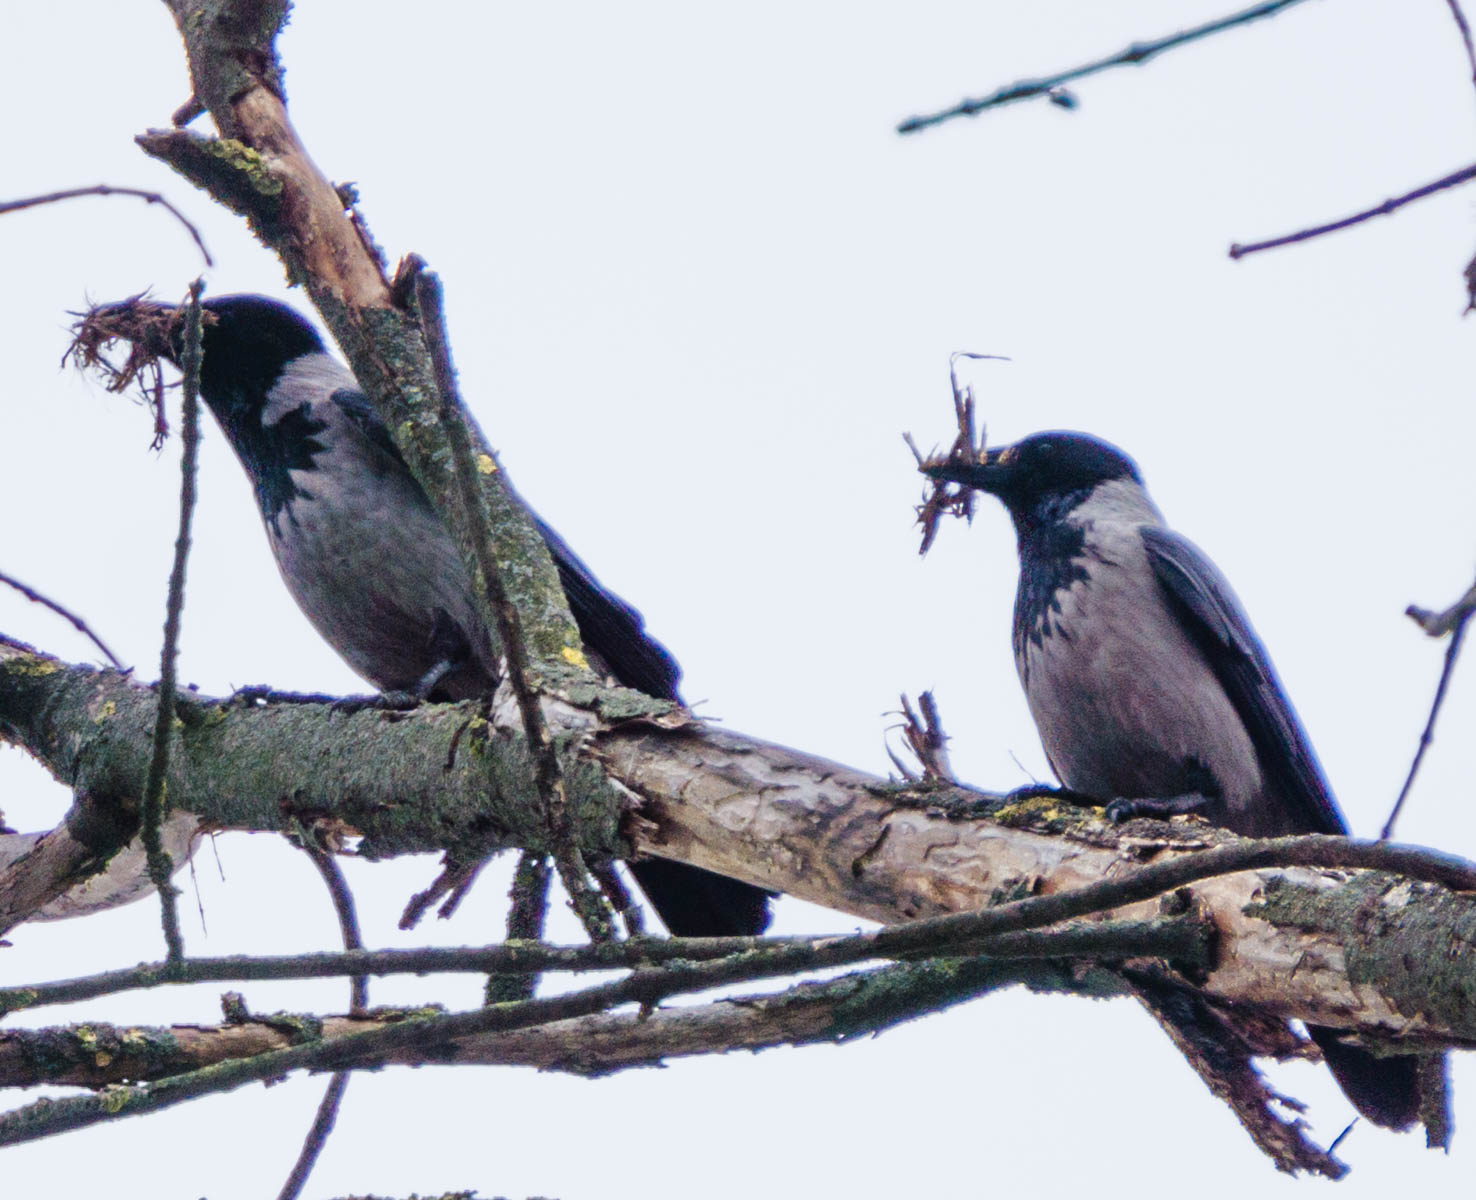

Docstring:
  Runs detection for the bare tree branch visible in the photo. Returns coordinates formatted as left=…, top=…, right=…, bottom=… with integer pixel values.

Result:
left=5, top=644, right=1476, bottom=1049
left=1447, top=0, right=1476, bottom=113
left=0, top=184, right=212, bottom=265
left=0, top=954, right=1111, bottom=1089
left=897, top=0, right=1312, bottom=134
left=1229, top=163, right=1476, bottom=261
left=486, top=851, right=554, bottom=1003
left=411, top=264, right=612, bottom=942
left=139, top=280, right=204, bottom=963
left=0, top=573, right=126, bottom=671
left=278, top=844, right=364, bottom=1200
left=143, top=0, right=600, bottom=695
left=1382, top=575, right=1476, bottom=838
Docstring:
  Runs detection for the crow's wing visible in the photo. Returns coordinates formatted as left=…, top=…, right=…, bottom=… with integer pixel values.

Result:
left=1140, top=525, right=1347, bottom=836
left=531, top=515, right=682, bottom=701
left=331, top=387, right=682, bottom=701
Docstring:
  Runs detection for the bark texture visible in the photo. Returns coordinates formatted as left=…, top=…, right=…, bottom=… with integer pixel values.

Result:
left=4, top=642, right=1475, bottom=1052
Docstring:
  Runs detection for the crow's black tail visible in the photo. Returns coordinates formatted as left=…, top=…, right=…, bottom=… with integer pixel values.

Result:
left=1308, top=1026, right=1433, bottom=1133
left=628, top=859, right=774, bottom=937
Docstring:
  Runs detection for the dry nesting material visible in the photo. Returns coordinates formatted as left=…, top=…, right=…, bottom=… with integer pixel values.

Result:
left=62, top=296, right=212, bottom=447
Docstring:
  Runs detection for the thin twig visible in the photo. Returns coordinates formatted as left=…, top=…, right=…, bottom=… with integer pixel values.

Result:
left=0, top=572, right=125, bottom=670
left=140, top=280, right=204, bottom=963
left=0, top=185, right=213, bottom=266
left=5, top=832, right=1474, bottom=1021
left=278, top=844, right=362, bottom=1200
left=590, top=858, right=645, bottom=937
left=1447, top=0, right=1476, bottom=112
left=1229, top=163, right=1476, bottom=260
left=487, top=851, right=554, bottom=1004
left=412, top=266, right=614, bottom=943
left=1408, top=577, right=1476, bottom=637
left=894, top=690, right=955, bottom=783
left=300, top=846, right=367, bottom=1012
left=1382, top=598, right=1476, bottom=839
left=0, top=914, right=1208, bottom=1148
left=897, top=0, right=1311, bottom=134
left=273, top=1070, right=349, bottom=1200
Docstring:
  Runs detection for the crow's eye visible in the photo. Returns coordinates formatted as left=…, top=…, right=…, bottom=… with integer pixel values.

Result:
left=1035, top=441, right=1054, bottom=458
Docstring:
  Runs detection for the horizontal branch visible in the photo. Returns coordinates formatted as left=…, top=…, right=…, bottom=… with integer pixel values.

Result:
left=5, top=642, right=1476, bottom=1052
left=0, top=916, right=1136, bottom=1147
left=0, top=955, right=1109, bottom=1093
left=0, top=915, right=1206, bottom=1018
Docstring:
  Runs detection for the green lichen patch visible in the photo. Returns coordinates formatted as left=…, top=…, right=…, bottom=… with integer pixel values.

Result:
left=4, top=654, right=62, bottom=678
left=15, top=1022, right=185, bottom=1084
left=136, top=130, right=284, bottom=236
left=253, top=1011, right=324, bottom=1044
left=0, top=988, right=40, bottom=1017
left=1248, top=872, right=1476, bottom=1036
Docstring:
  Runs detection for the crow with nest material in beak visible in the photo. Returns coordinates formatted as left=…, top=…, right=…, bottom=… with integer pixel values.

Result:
left=86, top=292, right=772, bottom=939
left=925, top=429, right=1432, bottom=1134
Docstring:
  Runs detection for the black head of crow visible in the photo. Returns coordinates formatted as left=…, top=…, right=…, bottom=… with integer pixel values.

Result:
left=927, top=429, right=1428, bottom=1133
left=98, top=293, right=771, bottom=939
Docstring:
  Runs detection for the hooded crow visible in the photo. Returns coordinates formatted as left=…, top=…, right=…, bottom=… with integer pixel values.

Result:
left=111, top=293, right=771, bottom=939
left=926, top=429, right=1427, bottom=1132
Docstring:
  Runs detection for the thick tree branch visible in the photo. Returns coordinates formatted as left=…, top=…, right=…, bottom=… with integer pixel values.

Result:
left=4, top=643, right=1476, bottom=1052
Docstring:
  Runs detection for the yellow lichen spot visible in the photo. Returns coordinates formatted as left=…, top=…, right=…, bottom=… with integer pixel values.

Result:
left=11, top=656, right=62, bottom=677
left=561, top=646, right=589, bottom=669
left=476, top=453, right=497, bottom=475
left=93, top=701, right=117, bottom=724
left=94, top=1051, right=113, bottom=1068
left=100, top=1085, right=133, bottom=1114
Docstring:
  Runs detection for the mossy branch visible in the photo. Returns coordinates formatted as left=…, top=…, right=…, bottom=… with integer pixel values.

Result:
left=6, top=643, right=1476, bottom=1050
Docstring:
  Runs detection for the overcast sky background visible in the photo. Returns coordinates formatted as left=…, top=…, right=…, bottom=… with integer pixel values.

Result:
left=2, top=1, right=1475, bottom=1195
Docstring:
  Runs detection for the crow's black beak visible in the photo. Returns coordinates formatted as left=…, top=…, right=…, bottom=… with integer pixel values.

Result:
left=922, top=445, right=1016, bottom=494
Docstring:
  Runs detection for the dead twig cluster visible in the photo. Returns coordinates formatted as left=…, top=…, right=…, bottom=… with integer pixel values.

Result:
left=887, top=690, right=955, bottom=783
left=906, top=351, right=1002, bottom=554
left=63, top=296, right=207, bottom=448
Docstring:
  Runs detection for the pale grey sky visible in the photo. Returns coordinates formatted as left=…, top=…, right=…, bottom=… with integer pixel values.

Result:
left=2, top=2, right=1475, bottom=1196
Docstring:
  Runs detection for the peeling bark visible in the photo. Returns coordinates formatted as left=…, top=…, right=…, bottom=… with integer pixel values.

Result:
left=4, top=643, right=1476, bottom=1052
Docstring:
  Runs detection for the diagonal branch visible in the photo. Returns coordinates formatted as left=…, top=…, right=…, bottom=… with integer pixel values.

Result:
left=897, top=1, right=1312, bottom=134
left=412, top=265, right=612, bottom=941
left=144, top=0, right=599, bottom=694
left=1382, top=576, right=1476, bottom=838
left=0, top=573, right=125, bottom=671
left=1229, top=163, right=1476, bottom=262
